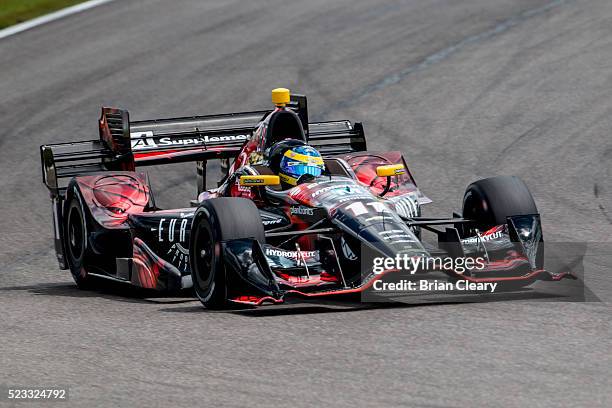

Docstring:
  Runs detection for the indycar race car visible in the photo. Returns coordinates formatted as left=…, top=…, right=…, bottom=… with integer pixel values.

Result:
left=41, top=88, right=572, bottom=308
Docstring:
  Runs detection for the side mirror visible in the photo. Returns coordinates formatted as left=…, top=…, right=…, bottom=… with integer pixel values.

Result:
left=375, top=164, right=405, bottom=197
left=376, top=164, right=405, bottom=177
left=239, top=175, right=280, bottom=186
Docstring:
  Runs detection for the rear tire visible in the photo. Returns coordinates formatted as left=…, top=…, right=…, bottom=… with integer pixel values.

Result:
left=64, top=190, right=91, bottom=288
left=189, top=198, right=265, bottom=309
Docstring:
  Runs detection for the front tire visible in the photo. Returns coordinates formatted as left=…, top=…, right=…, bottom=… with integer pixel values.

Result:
left=189, top=198, right=265, bottom=309
left=462, top=175, right=543, bottom=268
left=463, top=176, right=539, bottom=231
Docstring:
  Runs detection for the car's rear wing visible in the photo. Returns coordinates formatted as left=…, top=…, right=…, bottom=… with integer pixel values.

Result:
left=307, top=120, right=366, bottom=156
left=40, top=94, right=366, bottom=198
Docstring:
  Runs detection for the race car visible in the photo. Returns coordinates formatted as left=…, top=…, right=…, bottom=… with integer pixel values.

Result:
left=40, top=88, right=572, bottom=308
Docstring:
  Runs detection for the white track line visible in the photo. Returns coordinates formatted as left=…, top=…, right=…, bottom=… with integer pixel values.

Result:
left=0, top=0, right=115, bottom=40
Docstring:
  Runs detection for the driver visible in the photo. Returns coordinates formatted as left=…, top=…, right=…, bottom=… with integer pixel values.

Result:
left=276, top=143, right=325, bottom=188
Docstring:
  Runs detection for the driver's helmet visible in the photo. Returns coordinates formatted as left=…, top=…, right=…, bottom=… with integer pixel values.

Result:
left=279, top=145, right=325, bottom=186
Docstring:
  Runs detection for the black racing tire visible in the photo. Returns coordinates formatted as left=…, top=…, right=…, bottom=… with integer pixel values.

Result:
left=64, top=190, right=92, bottom=288
left=463, top=175, right=544, bottom=274
left=189, top=198, right=265, bottom=309
left=462, top=175, right=539, bottom=232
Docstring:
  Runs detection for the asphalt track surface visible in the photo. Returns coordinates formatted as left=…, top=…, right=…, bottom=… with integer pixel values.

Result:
left=1, top=0, right=611, bottom=406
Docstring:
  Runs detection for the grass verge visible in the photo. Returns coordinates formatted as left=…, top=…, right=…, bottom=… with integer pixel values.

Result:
left=0, top=0, right=86, bottom=30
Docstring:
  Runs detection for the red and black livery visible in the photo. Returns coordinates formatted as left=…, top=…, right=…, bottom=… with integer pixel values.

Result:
left=41, top=92, right=572, bottom=308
